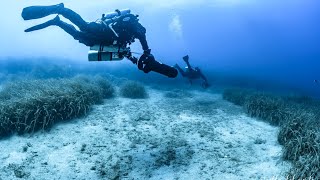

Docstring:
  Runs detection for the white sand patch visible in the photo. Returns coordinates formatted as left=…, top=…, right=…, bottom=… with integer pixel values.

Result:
left=4, top=151, right=27, bottom=166
left=0, top=87, right=291, bottom=179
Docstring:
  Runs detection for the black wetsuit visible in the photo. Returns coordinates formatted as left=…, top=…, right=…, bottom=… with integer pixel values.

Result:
left=22, top=4, right=149, bottom=50
left=175, top=56, right=209, bottom=87
left=176, top=66, right=207, bottom=81
left=54, top=9, right=147, bottom=50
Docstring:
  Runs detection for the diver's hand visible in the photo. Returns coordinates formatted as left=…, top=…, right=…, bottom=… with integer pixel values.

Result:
left=138, top=51, right=155, bottom=73
left=143, top=49, right=151, bottom=55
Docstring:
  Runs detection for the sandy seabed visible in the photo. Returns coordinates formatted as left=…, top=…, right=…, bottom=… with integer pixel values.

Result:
left=0, top=87, right=291, bottom=180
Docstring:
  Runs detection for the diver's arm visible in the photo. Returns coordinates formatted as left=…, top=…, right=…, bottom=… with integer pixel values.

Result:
left=132, top=21, right=178, bottom=78
left=139, top=35, right=149, bottom=51
left=175, top=64, right=187, bottom=77
left=199, top=71, right=208, bottom=83
left=134, top=22, right=149, bottom=51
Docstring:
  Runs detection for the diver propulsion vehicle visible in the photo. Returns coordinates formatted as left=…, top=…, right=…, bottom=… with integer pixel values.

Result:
left=88, top=45, right=178, bottom=78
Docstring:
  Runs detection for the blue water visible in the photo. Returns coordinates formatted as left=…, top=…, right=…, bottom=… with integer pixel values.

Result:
left=0, top=0, right=319, bottom=97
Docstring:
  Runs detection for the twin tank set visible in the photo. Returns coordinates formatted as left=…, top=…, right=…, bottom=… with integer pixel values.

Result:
left=88, top=9, right=131, bottom=62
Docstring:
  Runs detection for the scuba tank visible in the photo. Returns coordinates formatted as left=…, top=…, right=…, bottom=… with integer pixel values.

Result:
left=102, top=9, right=131, bottom=21
left=88, top=45, right=129, bottom=61
left=100, top=9, right=134, bottom=38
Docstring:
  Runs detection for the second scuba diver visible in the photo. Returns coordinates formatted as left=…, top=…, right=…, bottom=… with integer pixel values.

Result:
left=174, top=55, right=210, bottom=88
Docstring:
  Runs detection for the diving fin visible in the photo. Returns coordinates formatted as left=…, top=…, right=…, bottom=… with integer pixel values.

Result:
left=25, top=16, right=60, bottom=32
left=22, top=3, right=64, bottom=20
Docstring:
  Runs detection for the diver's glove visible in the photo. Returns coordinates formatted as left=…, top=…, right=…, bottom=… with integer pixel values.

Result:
left=138, top=49, right=155, bottom=73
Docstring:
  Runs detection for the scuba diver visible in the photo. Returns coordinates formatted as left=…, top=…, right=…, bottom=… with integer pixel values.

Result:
left=21, top=3, right=178, bottom=78
left=174, top=55, right=210, bottom=88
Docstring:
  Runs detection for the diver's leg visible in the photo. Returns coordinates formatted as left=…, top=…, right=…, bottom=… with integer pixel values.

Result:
left=45, top=7, right=102, bottom=32
left=56, top=19, right=81, bottom=39
left=199, top=72, right=210, bottom=88
left=49, top=7, right=104, bottom=33
left=25, top=15, right=62, bottom=32
left=24, top=16, right=79, bottom=36
left=199, top=72, right=208, bottom=84
left=182, top=55, right=192, bottom=69
left=25, top=16, right=94, bottom=46
left=185, top=60, right=192, bottom=70
left=22, top=3, right=89, bottom=31
left=54, top=18, right=97, bottom=46
left=58, top=8, right=89, bottom=31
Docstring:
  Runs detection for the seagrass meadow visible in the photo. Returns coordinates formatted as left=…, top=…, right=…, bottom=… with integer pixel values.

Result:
left=0, top=75, right=115, bottom=137
left=223, top=88, right=320, bottom=179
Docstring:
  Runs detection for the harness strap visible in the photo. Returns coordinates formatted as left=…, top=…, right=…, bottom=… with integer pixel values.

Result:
left=98, top=44, right=102, bottom=61
left=100, top=20, right=119, bottom=38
